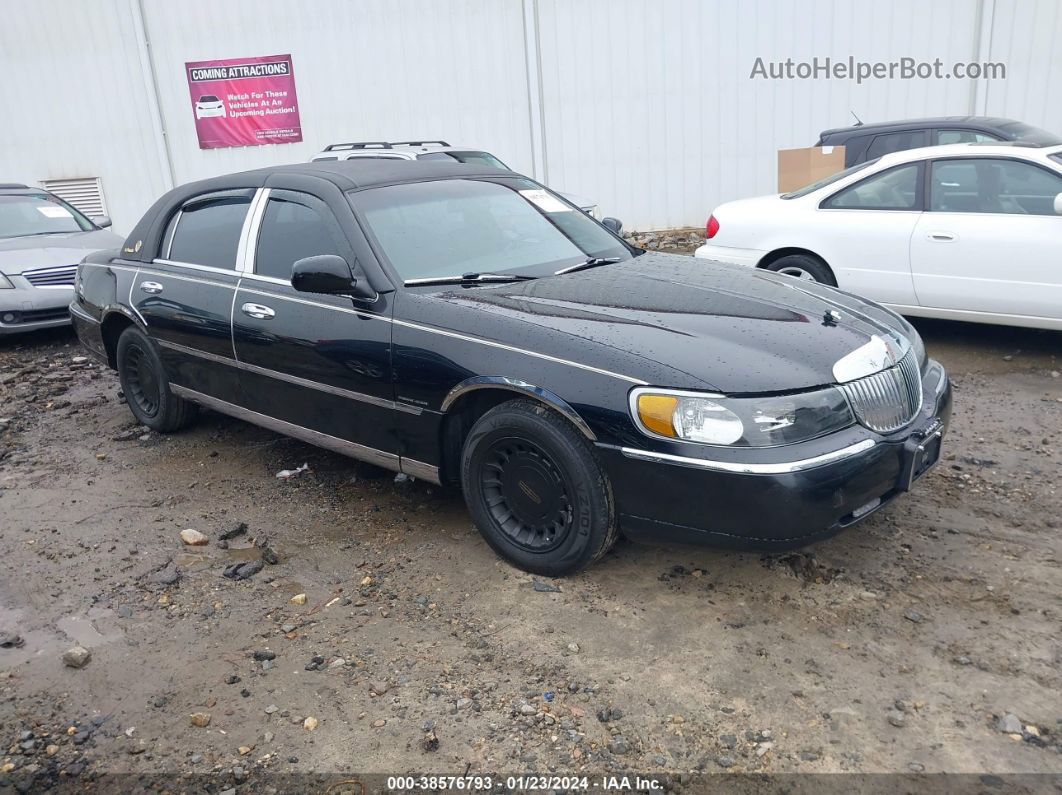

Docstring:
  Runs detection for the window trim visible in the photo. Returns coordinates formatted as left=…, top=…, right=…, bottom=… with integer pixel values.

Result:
left=924, top=155, right=1062, bottom=216
left=245, top=188, right=356, bottom=284
left=819, top=161, right=926, bottom=212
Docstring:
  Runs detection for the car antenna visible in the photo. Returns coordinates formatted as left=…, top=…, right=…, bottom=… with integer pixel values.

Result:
left=850, top=110, right=863, bottom=127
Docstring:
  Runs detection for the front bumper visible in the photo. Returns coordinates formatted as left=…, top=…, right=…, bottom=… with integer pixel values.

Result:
left=0, top=280, right=74, bottom=334
left=601, top=359, right=952, bottom=550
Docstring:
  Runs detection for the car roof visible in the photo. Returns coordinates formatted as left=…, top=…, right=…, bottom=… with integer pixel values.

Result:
left=121, top=160, right=524, bottom=264
left=207, top=159, right=512, bottom=192
left=820, top=116, right=1021, bottom=138
left=0, top=183, right=42, bottom=195
left=872, top=141, right=1060, bottom=167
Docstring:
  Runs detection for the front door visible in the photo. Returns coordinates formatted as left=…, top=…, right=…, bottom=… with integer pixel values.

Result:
left=232, top=188, right=398, bottom=459
left=910, top=157, right=1062, bottom=321
left=816, top=162, right=924, bottom=306
left=133, top=189, right=253, bottom=403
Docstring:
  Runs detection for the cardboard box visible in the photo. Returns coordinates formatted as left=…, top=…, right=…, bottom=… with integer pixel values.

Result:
left=777, top=146, right=846, bottom=193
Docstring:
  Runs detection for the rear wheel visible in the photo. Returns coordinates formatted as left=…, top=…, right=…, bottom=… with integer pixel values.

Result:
left=460, top=399, right=617, bottom=576
left=764, top=253, right=836, bottom=285
left=116, top=326, right=196, bottom=433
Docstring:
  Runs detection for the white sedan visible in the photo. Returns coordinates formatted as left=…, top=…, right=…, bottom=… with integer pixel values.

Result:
left=695, top=142, right=1062, bottom=330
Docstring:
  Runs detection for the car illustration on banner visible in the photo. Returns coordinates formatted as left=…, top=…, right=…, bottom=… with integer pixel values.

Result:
left=194, top=95, right=226, bottom=119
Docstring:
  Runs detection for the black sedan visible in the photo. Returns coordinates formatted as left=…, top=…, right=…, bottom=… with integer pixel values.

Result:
left=70, top=160, right=951, bottom=575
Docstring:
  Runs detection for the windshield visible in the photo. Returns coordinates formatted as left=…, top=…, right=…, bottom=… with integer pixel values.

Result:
left=199, top=95, right=219, bottom=103
left=350, top=178, right=630, bottom=283
left=782, top=159, right=881, bottom=199
left=997, top=121, right=1061, bottom=146
left=416, top=150, right=510, bottom=169
left=0, top=194, right=95, bottom=239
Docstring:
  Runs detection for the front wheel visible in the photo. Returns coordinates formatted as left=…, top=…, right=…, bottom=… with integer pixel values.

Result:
left=460, top=399, right=617, bottom=576
left=116, top=326, right=196, bottom=433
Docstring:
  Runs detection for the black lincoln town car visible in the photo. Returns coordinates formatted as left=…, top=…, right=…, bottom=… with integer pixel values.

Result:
left=70, top=160, right=951, bottom=575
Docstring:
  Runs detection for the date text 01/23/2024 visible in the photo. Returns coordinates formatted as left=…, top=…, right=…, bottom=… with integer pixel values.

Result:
left=385, top=776, right=664, bottom=791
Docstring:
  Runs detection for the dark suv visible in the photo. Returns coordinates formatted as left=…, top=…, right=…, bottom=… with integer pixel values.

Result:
left=817, top=116, right=1061, bottom=167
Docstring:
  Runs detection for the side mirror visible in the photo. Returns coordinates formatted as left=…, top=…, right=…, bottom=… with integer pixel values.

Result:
left=601, top=217, right=623, bottom=234
left=92, top=215, right=112, bottom=229
left=1054, top=193, right=1062, bottom=215
left=291, top=255, right=376, bottom=300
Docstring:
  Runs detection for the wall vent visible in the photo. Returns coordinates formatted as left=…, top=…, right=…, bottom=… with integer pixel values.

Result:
left=40, top=177, right=107, bottom=217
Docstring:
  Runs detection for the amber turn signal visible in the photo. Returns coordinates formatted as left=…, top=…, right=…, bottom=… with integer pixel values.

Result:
left=636, top=394, right=678, bottom=437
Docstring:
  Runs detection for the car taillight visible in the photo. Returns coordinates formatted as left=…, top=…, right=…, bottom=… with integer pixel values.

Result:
left=706, top=214, right=720, bottom=239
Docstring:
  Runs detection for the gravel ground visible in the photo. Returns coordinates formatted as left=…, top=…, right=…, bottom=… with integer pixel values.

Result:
left=1, top=252, right=1060, bottom=791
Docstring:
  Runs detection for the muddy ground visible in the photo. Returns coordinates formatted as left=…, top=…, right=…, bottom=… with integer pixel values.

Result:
left=1, top=277, right=1060, bottom=791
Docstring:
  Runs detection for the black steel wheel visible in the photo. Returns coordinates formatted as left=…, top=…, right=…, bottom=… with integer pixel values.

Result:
left=461, top=399, right=617, bottom=576
left=116, top=326, right=196, bottom=433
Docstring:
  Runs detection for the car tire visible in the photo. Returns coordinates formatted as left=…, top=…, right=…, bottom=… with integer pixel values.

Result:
left=460, top=399, right=617, bottom=576
left=116, top=326, right=196, bottom=433
left=764, top=254, right=836, bottom=286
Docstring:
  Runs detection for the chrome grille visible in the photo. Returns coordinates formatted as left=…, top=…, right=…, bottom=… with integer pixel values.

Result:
left=839, top=350, right=922, bottom=433
left=23, top=265, right=78, bottom=287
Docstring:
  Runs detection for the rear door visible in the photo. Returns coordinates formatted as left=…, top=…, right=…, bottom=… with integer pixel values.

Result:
left=134, top=189, right=253, bottom=402
left=232, top=188, right=399, bottom=459
left=910, top=157, right=1062, bottom=321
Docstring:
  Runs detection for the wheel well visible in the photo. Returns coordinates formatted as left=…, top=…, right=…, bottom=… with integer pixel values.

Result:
left=438, top=389, right=578, bottom=488
left=758, top=247, right=830, bottom=271
left=100, top=313, right=135, bottom=369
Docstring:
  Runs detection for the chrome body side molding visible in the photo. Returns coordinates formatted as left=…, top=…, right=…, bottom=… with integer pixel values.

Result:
left=440, top=376, right=597, bottom=441
left=617, top=438, right=876, bottom=474
left=156, top=338, right=422, bottom=415
left=169, top=385, right=441, bottom=484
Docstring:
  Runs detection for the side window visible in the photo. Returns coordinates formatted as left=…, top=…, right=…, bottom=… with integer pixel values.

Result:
left=254, top=193, right=347, bottom=280
left=936, top=129, right=1000, bottom=145
left=166, top=194, right=251, bottom=268
left=866, top=130, right=928, bottom=160
left=823, top=164, right=921, bottom=210
left=930, top=158, right=1062, bottom=215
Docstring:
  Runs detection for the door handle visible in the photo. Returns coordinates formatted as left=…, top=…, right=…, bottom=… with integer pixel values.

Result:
left=928, top=232, right=955, bottom=242
left=139, top=281, right=164, bottom=294
left=241, top=302, right=275, bottom=320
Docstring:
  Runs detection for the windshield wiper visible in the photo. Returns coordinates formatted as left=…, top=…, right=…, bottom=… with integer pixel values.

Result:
left=404, top=271, right=538, bottom=287
left=554, top=257, right=622, bottom=275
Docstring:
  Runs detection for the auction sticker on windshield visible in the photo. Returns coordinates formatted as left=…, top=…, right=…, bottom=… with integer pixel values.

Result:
left=520, top=189, right=572, bottom=213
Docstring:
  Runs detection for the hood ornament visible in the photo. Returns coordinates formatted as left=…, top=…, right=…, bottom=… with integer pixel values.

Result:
left=823, top=309, right=842, bottom=326
left=832, top=334, right=909, bottom=383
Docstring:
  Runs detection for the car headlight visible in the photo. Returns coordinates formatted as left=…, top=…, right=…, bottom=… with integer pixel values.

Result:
left=631, top=387, right=855, bottom=447
left=907, top=327, right=926, bottom=369
left=0, top=273, right=13, bottom=289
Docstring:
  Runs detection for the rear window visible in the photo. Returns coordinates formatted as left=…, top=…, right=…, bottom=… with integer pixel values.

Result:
left=781, top=159, right=880, bottom=199
left=166, top=195, right=251, bottom=269
left=996, top=121, right=1062, bottom=146
left=417, top=150, right=510, bottom=170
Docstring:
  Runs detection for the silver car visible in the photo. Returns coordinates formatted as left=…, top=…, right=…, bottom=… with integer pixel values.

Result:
left=0, top=184, right=123, bottom=334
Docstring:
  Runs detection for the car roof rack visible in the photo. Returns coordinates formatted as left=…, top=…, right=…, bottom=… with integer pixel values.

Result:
left=393, top=140, right=450, bottom=147
left=0, top=182, right=29, bottom=189
left=323, top=141, right=394, bottom=151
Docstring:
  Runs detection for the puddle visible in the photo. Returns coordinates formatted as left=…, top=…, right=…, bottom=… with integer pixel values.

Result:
left=56, top=616, right=110, bottom=647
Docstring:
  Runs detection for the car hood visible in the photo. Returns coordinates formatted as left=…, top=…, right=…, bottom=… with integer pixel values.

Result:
left=0, top=229, right=124, bottom=275
left=432, top=253, right=913, bottom=393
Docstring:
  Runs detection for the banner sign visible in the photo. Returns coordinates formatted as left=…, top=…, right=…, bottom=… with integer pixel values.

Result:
left=185, top=54, right=303, bottom=149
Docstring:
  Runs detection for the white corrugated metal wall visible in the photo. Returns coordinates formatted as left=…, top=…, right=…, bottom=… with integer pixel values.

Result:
left=1, top=0, right=1060, bottom=232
